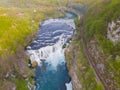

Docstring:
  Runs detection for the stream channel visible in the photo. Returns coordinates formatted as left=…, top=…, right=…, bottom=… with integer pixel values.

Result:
left=26, top=11, right=77, bottom=90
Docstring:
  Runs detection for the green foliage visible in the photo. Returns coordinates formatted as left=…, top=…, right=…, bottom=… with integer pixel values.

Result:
left=85, top=0, right=120, bottom=40
left=96, top=82, right=104, bottom=90
left=83, top=0, right=120, bottom=87
left=96, top=34, right=114, bottom=54
left=84, top=0, right=120, bottom=55
left=7, top=78, right=30, bottom=90
left=15, top=79, right=28, bottom=90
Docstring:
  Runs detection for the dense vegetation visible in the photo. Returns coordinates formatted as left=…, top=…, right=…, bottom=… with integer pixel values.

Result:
left=85, top=0, right=120, bottom=55
left=83, top=0, right=120, bottom=88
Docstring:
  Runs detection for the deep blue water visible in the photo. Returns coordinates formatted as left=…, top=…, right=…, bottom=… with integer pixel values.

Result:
left=35, top=62, right=71, bottom=90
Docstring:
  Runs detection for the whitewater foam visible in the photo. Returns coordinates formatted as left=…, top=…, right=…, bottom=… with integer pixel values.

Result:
left=66, top=82, right=73, bottom=90
left=42, top=19, right=75, bottom=29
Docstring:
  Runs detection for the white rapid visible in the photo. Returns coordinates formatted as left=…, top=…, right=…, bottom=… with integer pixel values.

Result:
left=27, top=19, right=75, bottom=67
left=26, top=18, right=75, bottom=90
left=66, top=82, right=73, bottom=90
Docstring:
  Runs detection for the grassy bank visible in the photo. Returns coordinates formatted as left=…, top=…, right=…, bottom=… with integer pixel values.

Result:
left=0, top=7, right=63, bottom=57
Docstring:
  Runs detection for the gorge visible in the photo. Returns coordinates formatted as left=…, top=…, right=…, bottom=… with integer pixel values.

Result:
left=26, top=12, right=77, bottom=90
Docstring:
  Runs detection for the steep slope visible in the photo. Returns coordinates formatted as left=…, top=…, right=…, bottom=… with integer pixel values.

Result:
left=66, top=0, right=120, bottom=90
left=84, top=0, right=120, bottom=89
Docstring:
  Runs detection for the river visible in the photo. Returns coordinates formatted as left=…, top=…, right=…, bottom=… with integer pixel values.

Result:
left=26, top=11, right=77, bottom=90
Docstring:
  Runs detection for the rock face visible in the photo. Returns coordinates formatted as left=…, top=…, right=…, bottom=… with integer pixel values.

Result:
left=65, top=47, right=82, bottom=90
left=68, top=63, right=82, bottom=90
left=107, top=20, right=120, bottom=43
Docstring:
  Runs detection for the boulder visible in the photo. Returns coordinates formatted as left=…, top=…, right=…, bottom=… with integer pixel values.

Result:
left=32, top=61, right=38, bottom=68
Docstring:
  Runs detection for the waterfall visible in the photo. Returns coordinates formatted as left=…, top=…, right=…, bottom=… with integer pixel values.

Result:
left=26, top=18, right=75, bottom=90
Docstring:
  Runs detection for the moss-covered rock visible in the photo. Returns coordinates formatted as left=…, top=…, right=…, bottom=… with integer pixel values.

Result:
left=32, top=61, right=38, bottom=68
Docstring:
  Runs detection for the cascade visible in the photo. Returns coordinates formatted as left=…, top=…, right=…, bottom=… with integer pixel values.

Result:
left=26, top=18, right=75, bottom=90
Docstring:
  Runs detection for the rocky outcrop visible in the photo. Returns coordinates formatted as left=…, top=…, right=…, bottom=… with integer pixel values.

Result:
left=107, top=19, right=120, bottom=43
